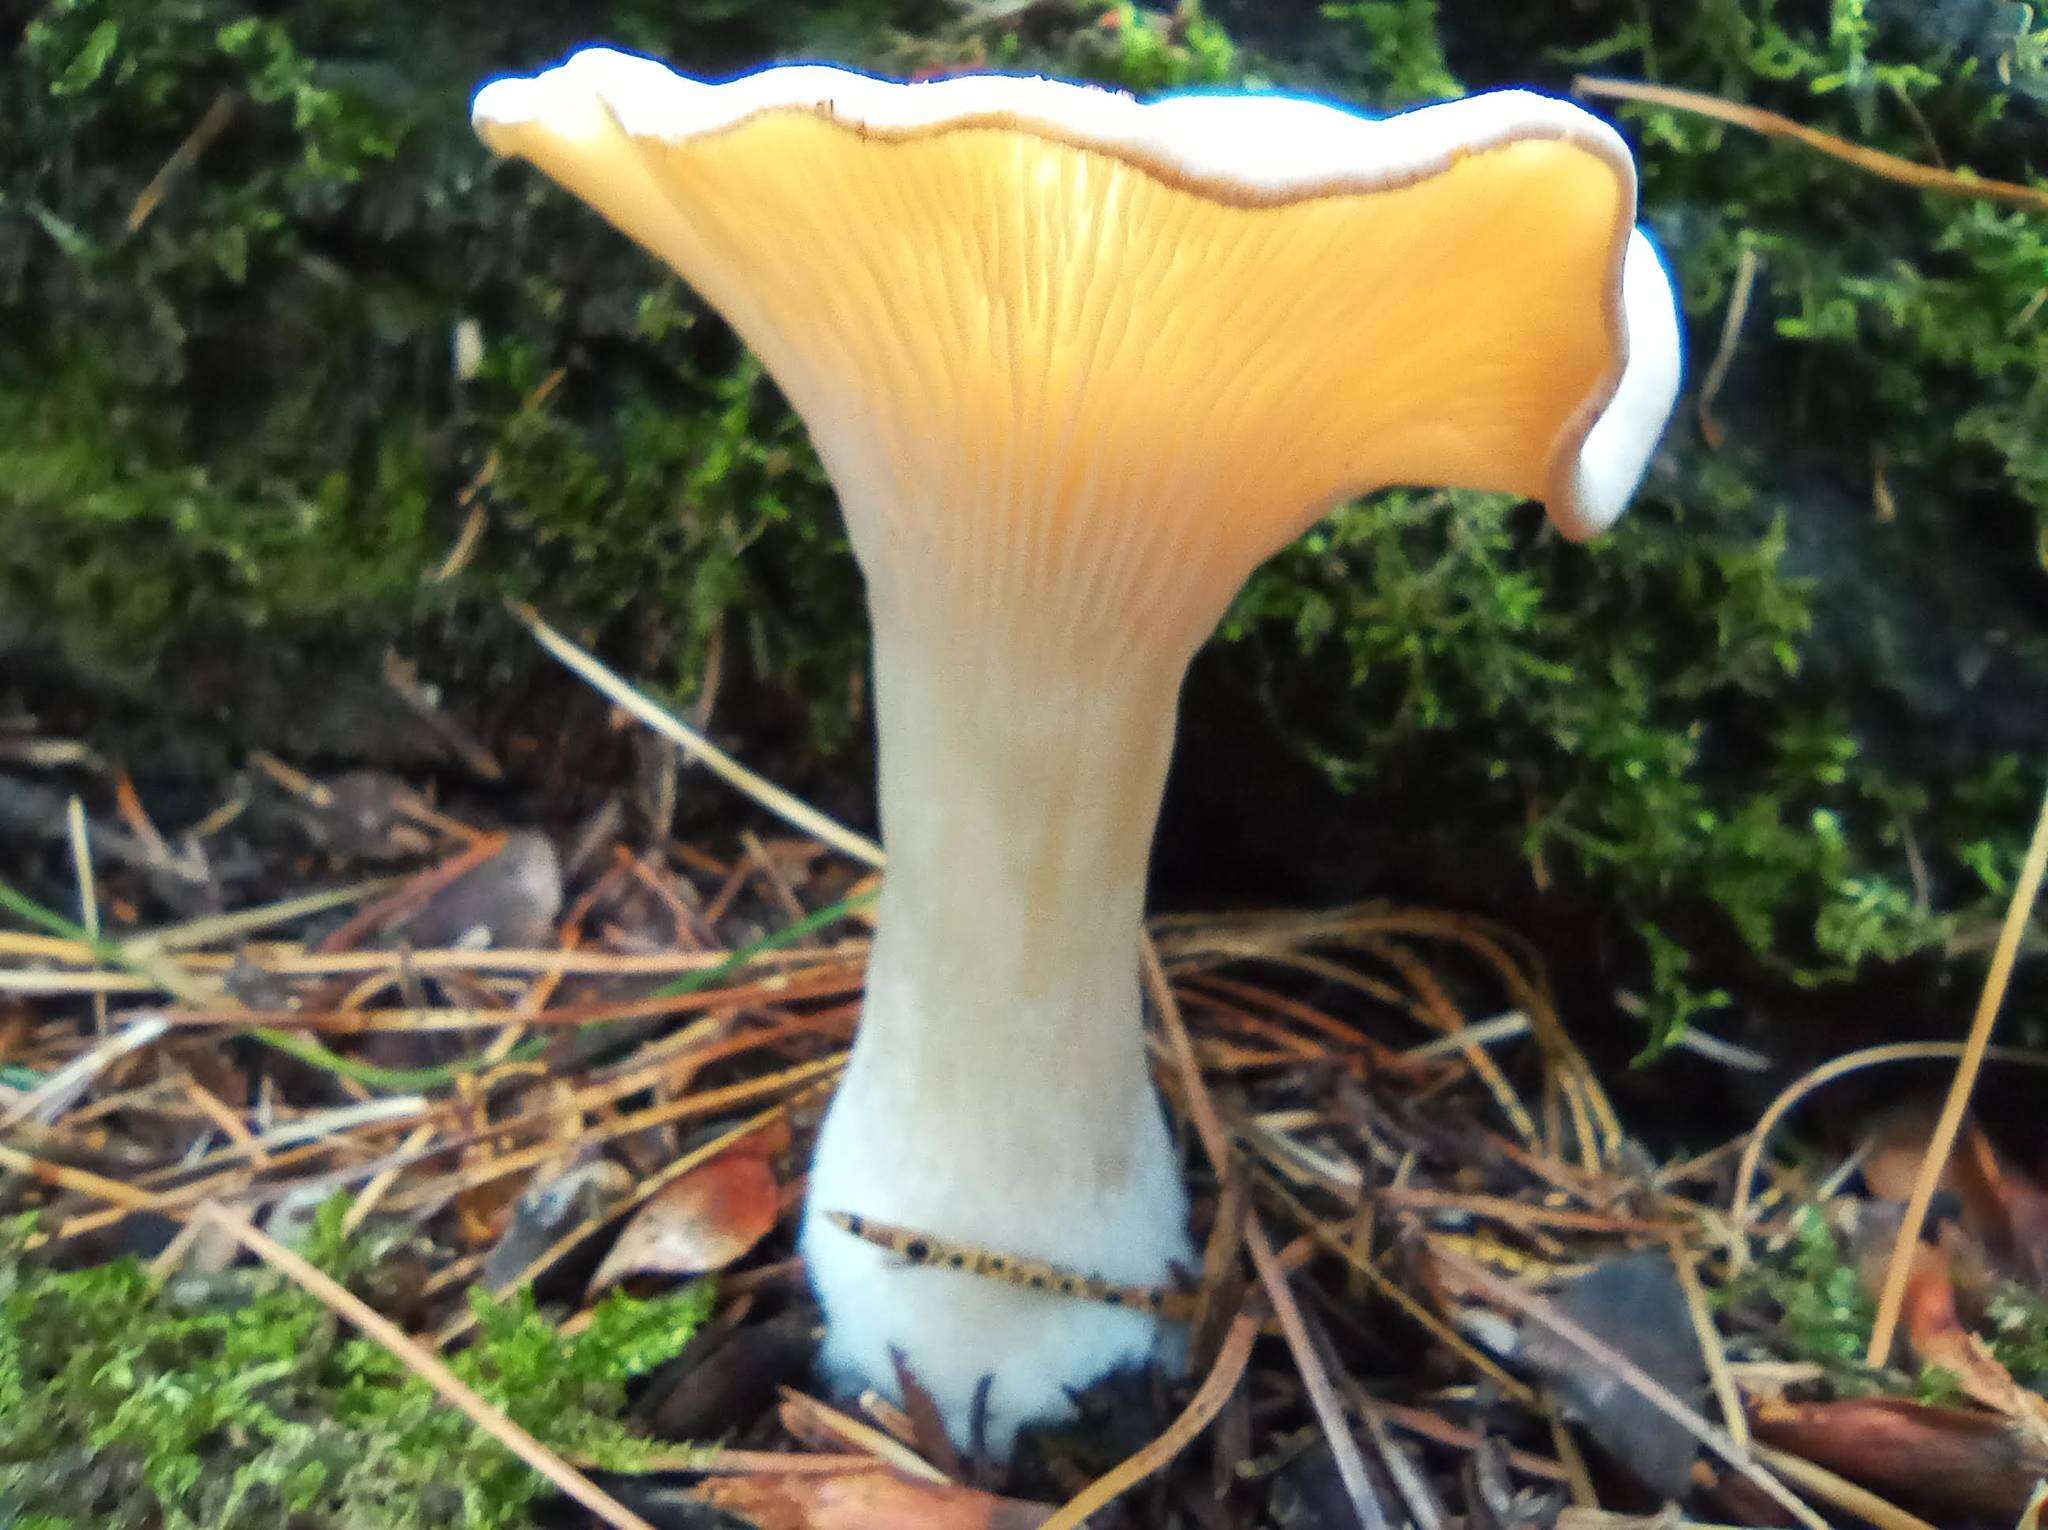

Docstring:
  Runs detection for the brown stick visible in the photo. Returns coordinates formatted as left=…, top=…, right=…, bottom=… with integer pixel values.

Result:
left=1039, top=1305, right=1261, bottom=1530
left=1576, top=77, right=2048, bottom=214
left=1866, top=784, right=2048, bottom=1366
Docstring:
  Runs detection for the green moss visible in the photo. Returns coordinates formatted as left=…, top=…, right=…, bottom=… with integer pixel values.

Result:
left=1725, top=1207, right=1896, bottom=1394
left=1982, top=1281, right=2048, bottom=1387
left=1733, top=1207, right=2048, bottom=1403
left=1769, top=1208, right=1878, bottom=1372
left=475, top=332, right=867, bottom=747
left=0, top=1198, right=712, bottom=1528
left=1067, top=3, right=1239, bottom=92
left=1211, top=0, right=2048, bottom=1043
left=5, top=0, right=2043, bottom=1044
left=2, top=0, right=878, bottom=748
left=1319, top=0, right=1459, bottom=105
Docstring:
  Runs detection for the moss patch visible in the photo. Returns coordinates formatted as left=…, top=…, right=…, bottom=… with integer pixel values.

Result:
left=0, top=1198, right=712, bottom=1528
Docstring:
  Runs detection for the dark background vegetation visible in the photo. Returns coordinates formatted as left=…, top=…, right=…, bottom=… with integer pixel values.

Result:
left=4, top=0, right=2044, bottom=1057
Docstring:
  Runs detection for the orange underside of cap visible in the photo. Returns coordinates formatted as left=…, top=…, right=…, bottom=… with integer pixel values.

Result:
left=485, top=106, right=1624, bottom=649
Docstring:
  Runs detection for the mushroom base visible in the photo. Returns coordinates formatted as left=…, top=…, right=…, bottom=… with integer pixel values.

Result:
left=798, top=610, right=1200, bottom=1455
left=801, top=1071, right=1192, bottom=1456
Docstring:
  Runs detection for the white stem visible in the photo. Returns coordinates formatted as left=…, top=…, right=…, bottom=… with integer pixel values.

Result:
left=840, top=606, right=1183, bottom=1251
left=802, top=586, right=1196, bottom=1447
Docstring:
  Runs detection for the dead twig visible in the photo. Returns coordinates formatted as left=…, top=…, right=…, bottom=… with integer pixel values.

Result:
left=1866, top=784, right=2048, bottom=1367
left=1752, top=1443, right=1942, bottom=1530
left=776, top=1389, right=951, bottom=1485
left=1729, top=1041, right=2048, bottom=1267
left=1697, top=244, right=1760, bottom=449
left=1575, top=76, right=2048, bottom=214
left=1667, top=1233, right=1750, bottom=1458
left=512, top=603, right=885, bottom=869
left=127, top=92, right=237, bottom=231
left=1040, top=1305, right=1263, bottom=1530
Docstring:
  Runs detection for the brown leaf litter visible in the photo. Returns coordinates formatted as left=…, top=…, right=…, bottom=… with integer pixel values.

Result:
left=4, top=753, right=2048, bottom=1529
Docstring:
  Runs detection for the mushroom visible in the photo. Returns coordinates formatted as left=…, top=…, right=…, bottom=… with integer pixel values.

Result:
left=473, top=50, right=1683, bottom=1453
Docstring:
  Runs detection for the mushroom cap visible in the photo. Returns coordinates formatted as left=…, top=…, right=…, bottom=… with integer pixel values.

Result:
left=475, top=51, right=1681, bottom=648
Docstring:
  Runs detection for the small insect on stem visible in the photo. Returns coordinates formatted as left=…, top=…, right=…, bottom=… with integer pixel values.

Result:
left=824, top=1210, right=1199, bottom=1321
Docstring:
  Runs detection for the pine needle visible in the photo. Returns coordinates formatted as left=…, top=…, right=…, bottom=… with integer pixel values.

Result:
left=511, top=602, right=885, bottom=869
left=1576, top=76, right=2048, bottom=214
left=1144, top=937, right=1393, bottom=1530
left=200, top=1203, right=657, bottom=1530
left=1866, top=783, right=2048, bottom=1367
left=1039, top=1305, right=1262, bottom=1530
left=1728, top=1039, right=2048, bottom=1266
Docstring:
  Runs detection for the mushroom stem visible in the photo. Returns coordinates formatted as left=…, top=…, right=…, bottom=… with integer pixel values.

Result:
left=804, top=605, right=1195, bottom=1452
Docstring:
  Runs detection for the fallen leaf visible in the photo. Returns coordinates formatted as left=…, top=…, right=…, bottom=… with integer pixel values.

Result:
left=691, top=1470, right=1052, bottom=1530
left=730, top=1115, right=794, bottom=1161
left=644, top=1311, right=818, bottom=1440
left=1860, top=1103, right=2048, bottom=1283
left=0, top=1003, right=32, bottom=1065
left=589, top=1151, right=779, bottom=1295
left=1956, top=1122, right=2048, bottom=1285
left=1853, top=1223, right=2048, bottom=1435
left=1751, top=1396, right=2048, bottom=1522
left=1862, top=1102, right=1959, bottom=1204
left=1499, top=1253, right=1707, bottom=1502
left=483, top=1155, right=633, bottom=1292
left=388, top=829, right=562, bottom=950
left=777, top=1389, right=950, bottom=1486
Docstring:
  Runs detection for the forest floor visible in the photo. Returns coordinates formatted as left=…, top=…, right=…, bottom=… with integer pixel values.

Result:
left=5, top=636, right=2048, bottom=1530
